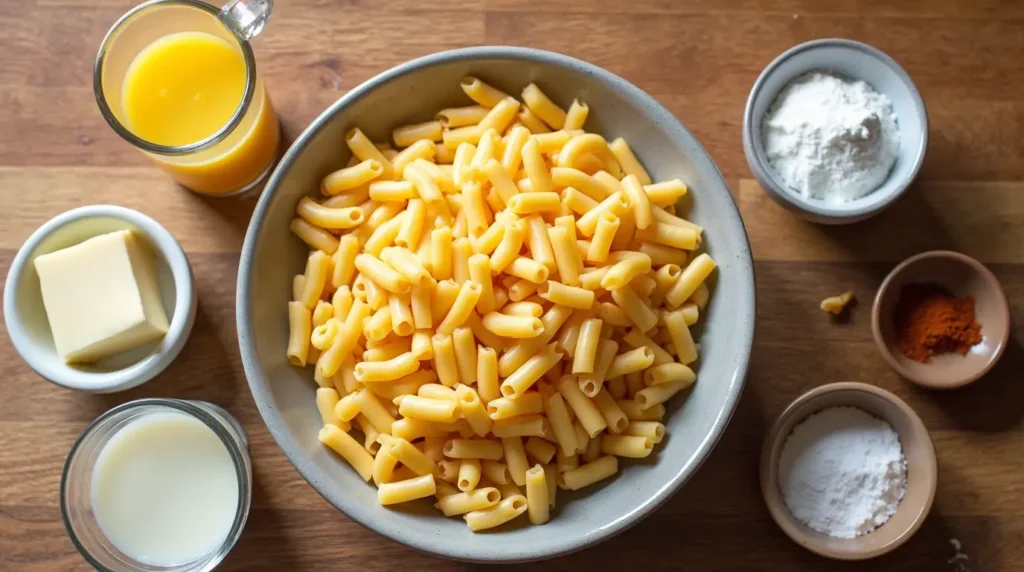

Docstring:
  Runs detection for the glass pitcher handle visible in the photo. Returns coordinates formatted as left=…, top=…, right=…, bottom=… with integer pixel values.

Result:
left=220, top=0, right=273, bottom=41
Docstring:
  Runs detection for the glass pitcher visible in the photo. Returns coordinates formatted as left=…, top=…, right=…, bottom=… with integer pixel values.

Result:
left=95, top=0, right=280, bottom=197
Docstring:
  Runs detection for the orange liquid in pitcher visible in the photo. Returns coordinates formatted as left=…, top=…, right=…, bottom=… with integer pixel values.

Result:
left=122, top=31, right=279, bottom=195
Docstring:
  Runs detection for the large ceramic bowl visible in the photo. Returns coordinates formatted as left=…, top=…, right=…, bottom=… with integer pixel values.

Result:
left=237, top=46, right=755, bottom=562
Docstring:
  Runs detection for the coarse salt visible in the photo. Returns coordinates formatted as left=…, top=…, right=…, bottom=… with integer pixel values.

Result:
left=778, top=406, right=907, bottom=538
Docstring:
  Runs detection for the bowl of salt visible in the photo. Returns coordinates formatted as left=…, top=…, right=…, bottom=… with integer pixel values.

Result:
left=760, top=382, right=937, bottom=560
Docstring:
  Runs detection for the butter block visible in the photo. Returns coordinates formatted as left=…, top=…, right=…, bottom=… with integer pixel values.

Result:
left=34, top=230, right=170, bottom=363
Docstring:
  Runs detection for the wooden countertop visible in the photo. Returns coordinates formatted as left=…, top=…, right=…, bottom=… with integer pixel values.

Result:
left=2, top=1, right=1021, bottom=570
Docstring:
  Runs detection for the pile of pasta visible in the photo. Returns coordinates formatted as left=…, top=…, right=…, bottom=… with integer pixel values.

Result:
left=286, top=77, right=717, bottom=532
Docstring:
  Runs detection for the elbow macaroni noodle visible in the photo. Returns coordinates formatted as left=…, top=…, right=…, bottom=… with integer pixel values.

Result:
left=288, top=77, right=717, bottom=532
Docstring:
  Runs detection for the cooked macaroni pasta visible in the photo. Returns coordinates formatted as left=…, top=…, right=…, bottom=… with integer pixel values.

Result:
left=287, top=77, right=717, bottom=532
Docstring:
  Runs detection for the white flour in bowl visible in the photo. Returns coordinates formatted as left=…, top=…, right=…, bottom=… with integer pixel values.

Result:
left=762, top=72, right=900, bottom=203
left=778, top=406, right=907, bottom=538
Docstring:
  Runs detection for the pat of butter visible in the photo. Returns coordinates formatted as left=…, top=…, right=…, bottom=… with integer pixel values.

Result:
left=34, top=230, right=169, bottom=364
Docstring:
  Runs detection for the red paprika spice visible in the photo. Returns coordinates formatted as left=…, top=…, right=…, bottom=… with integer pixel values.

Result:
left=892, top=283, right=982, bottom=363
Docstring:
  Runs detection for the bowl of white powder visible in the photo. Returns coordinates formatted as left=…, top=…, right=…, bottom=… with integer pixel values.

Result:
left=760, top=382, right=937, bottom=560
left=743, top=39, right=928, bottom=224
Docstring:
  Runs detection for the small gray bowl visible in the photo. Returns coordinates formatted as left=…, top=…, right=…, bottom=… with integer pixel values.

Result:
left=237, top=46, right=755, bottom=562
left=742, top=38, right=928, bottom=224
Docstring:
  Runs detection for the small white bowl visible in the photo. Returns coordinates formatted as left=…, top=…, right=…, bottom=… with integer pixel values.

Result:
left=3, top=205, right=196, bottom=393
left=742, top=38, right=928, bottom=224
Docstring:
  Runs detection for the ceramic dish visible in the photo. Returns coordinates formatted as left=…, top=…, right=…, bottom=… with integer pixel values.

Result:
left=760, top=382, right=937, bottom=560
left=237, top=46, right=756, bottom=562
left=742, top=38, right=928, bottom=224
left=871, top=250, right=1010, bottom=389
left=3, top=205, right=196, bottom=393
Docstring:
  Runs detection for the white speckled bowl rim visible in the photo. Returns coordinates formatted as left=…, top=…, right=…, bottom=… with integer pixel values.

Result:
left=742, top=38, right=929, bottom=224
left=237, top=46, right=755, bottom=562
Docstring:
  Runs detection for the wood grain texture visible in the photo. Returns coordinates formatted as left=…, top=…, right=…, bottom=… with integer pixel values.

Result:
left=1, top=0, right=1022, bottom=570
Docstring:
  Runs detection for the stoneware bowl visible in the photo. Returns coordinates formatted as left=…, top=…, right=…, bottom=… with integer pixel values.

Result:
left=743, top=38, right=928, bottom=224
left=871, top=251, right=1010, bottom=389
left=3, top=205, right=196, bottom=393
left=760, top=382, right=937, bottom=560
left=237, top=46, right=756, bottom=562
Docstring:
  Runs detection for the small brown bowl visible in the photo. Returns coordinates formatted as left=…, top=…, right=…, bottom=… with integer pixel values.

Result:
left=871, top=251, right=1010, bottom=389
left=760, top=382, right=937, bottom=560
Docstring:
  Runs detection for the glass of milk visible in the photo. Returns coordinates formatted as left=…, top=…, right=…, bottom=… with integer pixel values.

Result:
left=61, top=399, right=252, bottom=571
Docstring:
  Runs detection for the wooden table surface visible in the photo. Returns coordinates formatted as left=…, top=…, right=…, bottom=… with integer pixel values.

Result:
left=2, top=0, right=1022, bottom=570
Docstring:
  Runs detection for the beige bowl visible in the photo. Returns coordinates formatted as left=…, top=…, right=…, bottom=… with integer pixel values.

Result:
left=871, top=251, right=1010, bottom=389
left=760, top=382, right=937, bottom=560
